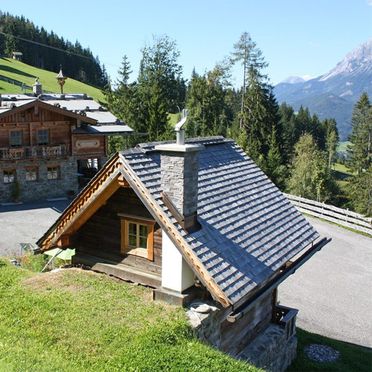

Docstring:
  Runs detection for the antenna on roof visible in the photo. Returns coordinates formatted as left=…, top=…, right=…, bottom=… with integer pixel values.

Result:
left=175, top=109, right=188, bottom=145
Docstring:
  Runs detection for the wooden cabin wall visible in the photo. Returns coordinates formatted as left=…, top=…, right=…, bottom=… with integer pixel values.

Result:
left=0, top=107, right=74, bottom=148
left=73, top=187, right=162, bottom=275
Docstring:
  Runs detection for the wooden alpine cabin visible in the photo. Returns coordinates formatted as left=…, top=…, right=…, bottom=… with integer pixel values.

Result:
left=0, top=79, right=132, bottom=203
left=36, top=122, right=329, bottom=370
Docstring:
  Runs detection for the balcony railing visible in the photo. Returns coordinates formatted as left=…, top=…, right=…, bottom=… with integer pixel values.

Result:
left=0, top=144, right=69, bottom=161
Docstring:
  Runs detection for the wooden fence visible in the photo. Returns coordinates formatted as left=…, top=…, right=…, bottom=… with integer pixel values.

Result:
left=285, top=193, right=372, bottom=236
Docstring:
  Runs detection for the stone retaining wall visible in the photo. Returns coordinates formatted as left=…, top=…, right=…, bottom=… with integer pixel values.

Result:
left=187, top=297, right=298, bottom=372
left=0, top=156, right=78, bottom=203
left=238, top=324, right=297, bottom=372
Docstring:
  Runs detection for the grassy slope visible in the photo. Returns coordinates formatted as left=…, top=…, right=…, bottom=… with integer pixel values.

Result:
left=0, top=261, right=258, bottom=372
left=1, top=260, right=370, bottom=371
left=0, top=58, right=104, bottom=102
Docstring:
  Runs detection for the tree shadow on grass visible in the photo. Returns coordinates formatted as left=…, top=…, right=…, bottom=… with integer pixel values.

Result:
left=0, top=64, right=36, bottom=79
left=288, top=328, right=372, bottom=372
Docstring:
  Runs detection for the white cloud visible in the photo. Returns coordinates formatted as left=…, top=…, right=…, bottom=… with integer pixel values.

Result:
left=368, top=0, right=372, bottom=6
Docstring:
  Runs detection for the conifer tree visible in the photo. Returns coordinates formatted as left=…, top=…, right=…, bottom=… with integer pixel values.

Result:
left=347, top=93, right=371, bottom=175
left=347, top=93, right=372, bottom=215
left=137, top=36, right=184, bottom=140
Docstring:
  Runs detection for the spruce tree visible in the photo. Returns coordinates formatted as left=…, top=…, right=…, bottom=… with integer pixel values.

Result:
left=137, top=35, right=184, bottom=140
left=347, top=93, right=372, bottom=215
left=348, top=93, right=371, bottom=175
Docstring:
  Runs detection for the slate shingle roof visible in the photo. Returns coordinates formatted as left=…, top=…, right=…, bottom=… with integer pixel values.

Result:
left=122, top=136, right=319, bottom=305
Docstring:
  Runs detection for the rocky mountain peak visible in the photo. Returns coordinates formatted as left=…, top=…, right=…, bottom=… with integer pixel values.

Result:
left=320, top=39, right=372, bottom=81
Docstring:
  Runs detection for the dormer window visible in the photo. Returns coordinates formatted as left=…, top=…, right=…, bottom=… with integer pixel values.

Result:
left=37, top=129, right=49, bottom=145
left=9, top=131, right=22, bottom=147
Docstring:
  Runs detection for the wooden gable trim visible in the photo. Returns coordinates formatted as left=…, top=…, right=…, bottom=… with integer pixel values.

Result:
left=0, top=100, right=97, bottom=124
left=116, top=154, right=232, bottom=308
left=37, top=154, right=122, bottom=250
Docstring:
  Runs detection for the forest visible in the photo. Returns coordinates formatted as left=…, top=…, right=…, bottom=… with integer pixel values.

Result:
left=105, top=33, right=371, bottom=217
left=0, top=12, right=108, bottom=87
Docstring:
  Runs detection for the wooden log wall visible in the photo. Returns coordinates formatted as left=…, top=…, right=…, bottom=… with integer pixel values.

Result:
left=0, top=107, right=73, bottom=148
left=73, top=187, right=162, bottom=275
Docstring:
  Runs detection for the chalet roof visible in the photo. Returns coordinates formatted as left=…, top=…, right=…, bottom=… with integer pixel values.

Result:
left=0, top=93, right=132, bottom=132
left=37, top=137, right=320, bottom=308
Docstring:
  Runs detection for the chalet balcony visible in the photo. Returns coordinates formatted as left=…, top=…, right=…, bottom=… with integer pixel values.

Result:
left=0, top=144, right=69, bottom=161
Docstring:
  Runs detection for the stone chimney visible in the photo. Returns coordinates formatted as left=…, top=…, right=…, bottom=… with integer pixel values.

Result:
left=155, top=115, right=203, bottom=232
left=33, top=78, right=42, bottom=96
left=154, top=115, right=203, bottom=298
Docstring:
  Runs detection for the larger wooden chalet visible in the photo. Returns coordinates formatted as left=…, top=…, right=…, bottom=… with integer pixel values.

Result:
left=0, top=85, right=132, bottom=203
left=36, top=131, right=329, bottom=370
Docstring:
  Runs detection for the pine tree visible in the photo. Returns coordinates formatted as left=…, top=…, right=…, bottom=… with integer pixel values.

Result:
left=186, top=64, right=233, bottom=138
left=347, top=93, right=372, bottom=215
left=231, top=32, right=267, bottom=129
left=347, top=93, right=371, bottom=175
left=137, top=35, right=184, bottom=140
left=266, top=127, right=287, bottom=188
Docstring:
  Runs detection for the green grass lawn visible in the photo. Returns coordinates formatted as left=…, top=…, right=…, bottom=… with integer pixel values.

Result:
left=0, top=58, right=105, bottom=102
left=1, top=259, right=370, bottom=371
left=0, top=260, right=259, bottom=371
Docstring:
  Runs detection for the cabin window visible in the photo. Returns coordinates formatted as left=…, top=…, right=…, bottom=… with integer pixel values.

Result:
left=120, top=217, right=154, bottom=261
left=3, top=170, right=16, bottom=184
left=37, top=129, right=49, bottom=145
left=9, top=131, right=22, bottom=147
left=26, top=167, right=38, bottom=182
left=47, top=166, right=60, bottom=180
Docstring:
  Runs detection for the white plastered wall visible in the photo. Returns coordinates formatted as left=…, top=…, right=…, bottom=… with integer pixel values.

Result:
left=161, top=230, right=195, bottom=292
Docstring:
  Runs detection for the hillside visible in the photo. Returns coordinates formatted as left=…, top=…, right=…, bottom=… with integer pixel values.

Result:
left=275, top=39, right=372, bottom=140
left=0, top=12, right=107, bottom=87
left=0, top=57, right=105, bottom=102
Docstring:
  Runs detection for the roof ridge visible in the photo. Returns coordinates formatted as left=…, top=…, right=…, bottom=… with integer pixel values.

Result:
left=137, top=136, right=231, bottom=153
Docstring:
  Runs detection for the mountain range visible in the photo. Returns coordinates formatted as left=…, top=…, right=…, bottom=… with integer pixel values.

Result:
left=274, top=39, right=372, bottom=140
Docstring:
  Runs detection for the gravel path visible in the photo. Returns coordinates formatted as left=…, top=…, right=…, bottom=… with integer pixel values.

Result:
left=279, top=216, right=372, bottom=348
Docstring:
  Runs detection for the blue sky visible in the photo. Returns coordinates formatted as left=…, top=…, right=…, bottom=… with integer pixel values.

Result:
left=2, top=0, right=371, bottom=85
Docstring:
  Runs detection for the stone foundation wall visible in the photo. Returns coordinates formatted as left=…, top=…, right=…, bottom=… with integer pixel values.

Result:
left=238, top=324, right=297, bottom=372
left=0, top=156, right=78, bottom=203
left=187, top=290, right=274, bottom=355
left=187, top=298, right=298, bottom=372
